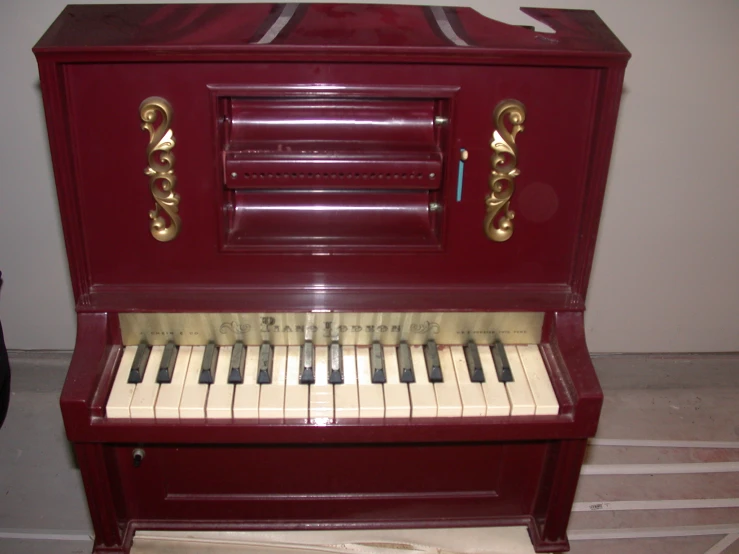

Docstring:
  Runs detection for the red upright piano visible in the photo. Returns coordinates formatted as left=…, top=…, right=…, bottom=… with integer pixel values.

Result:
left=34, top=4, right=629, bottom=552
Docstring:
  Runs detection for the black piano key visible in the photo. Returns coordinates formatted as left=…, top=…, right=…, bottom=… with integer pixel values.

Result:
left=127, top=343, right=150, bottom=384
left=424, top=340, right=442, bottom=382
left=256, top=342, right=273, bottom=384
left=398, top=342, right=415, bottom=383
left=464, top=341, right=485, bottom=383
left=198, top=342, right=218, bottom=384
left=156, top=342, right=178, bottom=384
left=300, top=341, right=315, bottom=384
left=328, top=341, right=343, bottom=384
left=227, top=341, right=246, bottom=384
left=370, top=341, right=386, bottom=384
left=492, top=341, right=514, bottom=383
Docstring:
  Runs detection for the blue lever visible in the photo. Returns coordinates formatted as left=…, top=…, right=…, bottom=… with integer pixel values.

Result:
left=456, top=148, right=468, bottom=202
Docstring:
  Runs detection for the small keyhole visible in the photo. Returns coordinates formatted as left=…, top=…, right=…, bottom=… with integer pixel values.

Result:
left=132, top=448, right=145, bottom=468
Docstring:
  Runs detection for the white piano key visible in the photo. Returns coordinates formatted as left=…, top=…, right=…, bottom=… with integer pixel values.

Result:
left=435, top=346, right=462, bottom=417
left=383, top=346, right=410, bottom=418
left=334, top=346, right=359, bottom=418
left=309, top=345, right=334, bottom=420
left=179, top=346, right=208, bottom=419
left=259, top=345, right=287, bottom=419
left=130, top=345, right=164, bottom=418
left=504, top=345, right=536, bottom=416
left=450, top=345, right=486, bottom=417
left=284, top=345, right=309, bottom=419
left=356, top=346, right=384, bottom=418
left=106, top=346, right=139, bottom=418
left=233, top=346, right=261, bottom=419
left=517, top=345, right=559, bottom=416
left=206, top=346, right=234, bottom=419
left=478, top=346, right=511, bottom=416
left=408, top=345, right=437, bottom=418
left=155, top=346, right=192, bottom=419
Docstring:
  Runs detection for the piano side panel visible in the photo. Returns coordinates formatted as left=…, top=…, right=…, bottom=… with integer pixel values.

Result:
left=530, top=438, right=588, bottom=552
left=569, top=65, right=629, bottom=301
left=74, top=443, right=125, bottom=551
left=59, top=312, right=112, bottom=432
left=36, top=59, right=92, bottom=302
left=62, top=62, right=598, bottom=308
left=551, top=311, right=603, bottom=432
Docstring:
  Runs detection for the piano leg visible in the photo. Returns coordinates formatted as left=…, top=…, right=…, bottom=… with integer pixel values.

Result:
left=75, top=443, right=126, bottom=553
left=529, top=438, right=588, bottom=553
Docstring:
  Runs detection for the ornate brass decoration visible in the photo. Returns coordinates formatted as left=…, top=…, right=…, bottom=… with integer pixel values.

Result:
left=120, top=312, right=545, bottom=347
left=485, top=99, right=526, bottom=242
left=140, top=97, right=180, bottom=242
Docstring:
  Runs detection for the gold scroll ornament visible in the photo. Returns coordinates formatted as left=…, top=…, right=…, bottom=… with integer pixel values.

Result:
left=140, top=97, right=180, bottom=242
left=484, top=99, right=526, bottom=242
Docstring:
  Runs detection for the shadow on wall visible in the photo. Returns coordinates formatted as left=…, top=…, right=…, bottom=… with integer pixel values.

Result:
left=0, top=271, right=10, bottom=427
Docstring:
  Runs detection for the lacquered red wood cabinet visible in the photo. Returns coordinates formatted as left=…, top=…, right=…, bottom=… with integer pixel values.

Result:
left=34, top=4, right=629, bottom=552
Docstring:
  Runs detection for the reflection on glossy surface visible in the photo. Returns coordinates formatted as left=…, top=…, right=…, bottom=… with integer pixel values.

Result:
left=228, top=191, right=438, bottom=249
left=230, top=99, right=435, bottom=144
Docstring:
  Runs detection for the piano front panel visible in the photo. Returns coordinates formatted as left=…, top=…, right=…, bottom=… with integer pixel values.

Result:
left=111, top=440, right=547, bottom=526
left=64, top=61, right=598, bottom=298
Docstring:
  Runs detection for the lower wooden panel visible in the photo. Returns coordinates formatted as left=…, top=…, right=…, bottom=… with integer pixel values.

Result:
left=111, top=441, right=548, bottom=525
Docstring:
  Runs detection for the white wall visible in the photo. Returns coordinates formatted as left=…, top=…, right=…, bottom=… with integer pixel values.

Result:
left=1, top=0, right=737, bottom=352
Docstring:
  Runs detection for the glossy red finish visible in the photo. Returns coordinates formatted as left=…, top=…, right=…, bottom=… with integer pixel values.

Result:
left=35, top=4, right=629, bottom=553
left=51, top=62, right=602, bottom=300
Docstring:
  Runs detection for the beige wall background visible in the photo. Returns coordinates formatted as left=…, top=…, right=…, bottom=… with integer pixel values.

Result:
left=0, top=0, right=737, bottom=352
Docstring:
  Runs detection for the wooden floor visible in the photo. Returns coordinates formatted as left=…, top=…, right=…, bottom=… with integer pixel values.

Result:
left=0, top=351, right=737, bottom=554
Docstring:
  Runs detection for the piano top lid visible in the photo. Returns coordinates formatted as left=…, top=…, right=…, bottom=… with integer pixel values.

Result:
left=33, top=3, right=630, bottom=63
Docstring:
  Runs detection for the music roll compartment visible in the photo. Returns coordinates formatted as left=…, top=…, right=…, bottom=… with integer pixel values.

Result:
left=220, top=93, right=451, bottom=250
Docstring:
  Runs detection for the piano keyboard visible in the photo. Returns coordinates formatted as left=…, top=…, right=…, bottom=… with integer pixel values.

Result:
left=106, top=342, right=559, bottom=419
